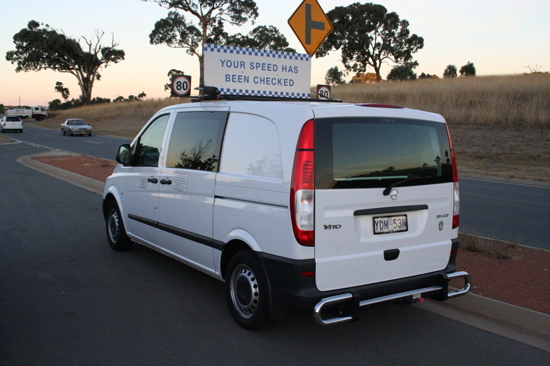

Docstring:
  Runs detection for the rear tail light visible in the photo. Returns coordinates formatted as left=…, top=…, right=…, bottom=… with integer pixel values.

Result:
left=290, top=120, right=315, bottom=246
left=446, top=124, right=460, bottom=229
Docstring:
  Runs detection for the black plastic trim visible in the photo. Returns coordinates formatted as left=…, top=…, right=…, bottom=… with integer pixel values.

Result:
left=354, top=205, right=429, bottom=216
left=128, top=214, right=225, bottom=251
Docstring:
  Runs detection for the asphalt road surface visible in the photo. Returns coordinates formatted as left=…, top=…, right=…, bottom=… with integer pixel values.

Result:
left=1, top=127, right=549, bottom=364
left=460, top=178, right=550, bottom=250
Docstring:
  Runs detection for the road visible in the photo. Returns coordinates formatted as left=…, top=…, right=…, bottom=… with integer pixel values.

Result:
left=1, top=140, right=548, bottom=365
left=461, top=178, right=550, bottom=249
left=14, top=124, right=550, bottom=250
left=18, top=124, right=130, bottom=160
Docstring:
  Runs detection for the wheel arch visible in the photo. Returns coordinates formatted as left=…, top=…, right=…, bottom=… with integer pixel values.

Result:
left=221, top=240, right=255, bottom=280
left=102, top=189, right=125, bottom=223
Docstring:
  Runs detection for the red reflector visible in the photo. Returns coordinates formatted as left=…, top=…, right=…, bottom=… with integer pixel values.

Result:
left=300, top=271, right=315, bottom=278
left=453, top=215, right=460, bottom=229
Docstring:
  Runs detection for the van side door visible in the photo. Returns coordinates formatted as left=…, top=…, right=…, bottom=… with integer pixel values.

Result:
left=119, top=114, right=171, bottom=244
left=155, top=110, right=228, bottom=275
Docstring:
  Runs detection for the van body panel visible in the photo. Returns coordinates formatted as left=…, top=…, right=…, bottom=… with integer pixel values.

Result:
left=314, top=184, right=454, bottom=291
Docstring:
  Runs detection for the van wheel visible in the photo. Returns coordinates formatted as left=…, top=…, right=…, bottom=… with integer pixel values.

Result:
left=105, top=201, right=132, bottom=251
left=226, top=251, right=271, bottom=330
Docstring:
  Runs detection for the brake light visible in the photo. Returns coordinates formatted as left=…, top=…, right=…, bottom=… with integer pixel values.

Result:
left=446, top=124, right=460, bottom=229
left=290, top=120, right=315, bottom=246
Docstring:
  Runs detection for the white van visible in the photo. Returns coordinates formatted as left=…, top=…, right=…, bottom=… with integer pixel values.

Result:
left=102, top=97, right=470, bottom=329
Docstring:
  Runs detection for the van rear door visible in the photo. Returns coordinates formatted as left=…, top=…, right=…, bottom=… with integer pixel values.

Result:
left=313, top=117, right=456, bottom=291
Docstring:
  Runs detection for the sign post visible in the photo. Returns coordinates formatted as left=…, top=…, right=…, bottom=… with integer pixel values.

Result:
left=288, top=0, right=333, bottom=55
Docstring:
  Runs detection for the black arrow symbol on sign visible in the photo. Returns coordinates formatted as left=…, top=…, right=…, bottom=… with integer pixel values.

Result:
left=306, top=3, right=325, bottom=45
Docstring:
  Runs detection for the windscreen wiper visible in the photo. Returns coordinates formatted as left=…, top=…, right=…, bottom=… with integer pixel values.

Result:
left=383, top=176, right=420, bottom=196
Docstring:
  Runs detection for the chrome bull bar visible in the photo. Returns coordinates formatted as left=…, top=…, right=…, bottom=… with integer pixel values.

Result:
left=313, top=271, right=470, bottom=326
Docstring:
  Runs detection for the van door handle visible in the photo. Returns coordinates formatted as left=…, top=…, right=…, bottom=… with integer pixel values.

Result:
left=160, top=178, right=172, bottom=185
left=147, top=177, right=158, bottom=184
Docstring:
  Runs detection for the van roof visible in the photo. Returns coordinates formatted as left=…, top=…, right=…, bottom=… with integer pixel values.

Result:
left=159, top=100, right=446, bottom=123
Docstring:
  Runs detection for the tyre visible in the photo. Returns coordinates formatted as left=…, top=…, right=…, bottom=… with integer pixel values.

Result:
left=225, top=251, right=271, bottom=330
left=105, top=201, right=132, bottom=251
left=62, top=129, right=65, bottom=135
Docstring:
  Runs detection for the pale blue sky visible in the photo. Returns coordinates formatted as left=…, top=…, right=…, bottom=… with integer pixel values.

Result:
left=1, top=0, right=549, bottom=106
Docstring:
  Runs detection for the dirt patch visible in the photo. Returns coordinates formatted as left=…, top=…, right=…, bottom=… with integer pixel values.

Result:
left=33, top=155, right=117, bottom=182
left=456, top=246, right=550, bottom=314
left=450, top=125, right=550, bottom=182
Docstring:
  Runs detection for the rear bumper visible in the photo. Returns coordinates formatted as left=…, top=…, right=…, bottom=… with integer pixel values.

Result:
left=312, top=271, right=469, bottom=325
left=258, top=238, right=469, bottom=325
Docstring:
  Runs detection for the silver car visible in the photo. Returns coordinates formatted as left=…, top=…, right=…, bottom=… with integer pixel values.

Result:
left=61, top=118, right=92, bottom=136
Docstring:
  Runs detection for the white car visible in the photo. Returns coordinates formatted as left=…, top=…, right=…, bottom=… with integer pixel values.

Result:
left=1, top=116, right=23, bottom=133
left=102, top=94, right=470, bottom=329
left=61, top=118, right=92, bottom=136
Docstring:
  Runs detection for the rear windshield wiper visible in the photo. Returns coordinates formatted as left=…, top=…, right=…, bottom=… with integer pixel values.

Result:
left=383, top=176, right=420, bottom=196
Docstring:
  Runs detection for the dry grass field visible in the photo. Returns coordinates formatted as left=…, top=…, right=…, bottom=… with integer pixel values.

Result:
left=6, top=74, right=549, bottom=183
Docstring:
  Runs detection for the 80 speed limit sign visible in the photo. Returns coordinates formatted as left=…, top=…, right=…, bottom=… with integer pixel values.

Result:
left=171, top=75, right=192, bottom=97
left=317, top=85, right=331, bottom=100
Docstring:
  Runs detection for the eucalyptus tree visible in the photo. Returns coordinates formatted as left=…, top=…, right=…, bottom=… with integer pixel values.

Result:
left=6, top=20, right=125, bottom=104
left=317, top=3, right=424, bottom=82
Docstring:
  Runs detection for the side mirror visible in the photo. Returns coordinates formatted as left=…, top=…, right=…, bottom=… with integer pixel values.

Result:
left=115, top=144, right=132, bottom=165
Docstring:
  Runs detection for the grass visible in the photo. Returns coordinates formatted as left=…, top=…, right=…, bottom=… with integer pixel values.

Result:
left=42, top=98, right=187, bottom=137
left=459, top=231, right=522, bottom=261
left=332, top=73, right=550, bottom=127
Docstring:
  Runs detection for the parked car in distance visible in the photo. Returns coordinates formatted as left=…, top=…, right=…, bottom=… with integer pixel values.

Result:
left=1, top=116, right=23, bottom=133
left=61, top=118, right=92, bottom=136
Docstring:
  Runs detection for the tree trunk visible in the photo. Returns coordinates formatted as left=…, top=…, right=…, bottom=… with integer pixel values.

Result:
left=79, top=77, right=93, bottom=104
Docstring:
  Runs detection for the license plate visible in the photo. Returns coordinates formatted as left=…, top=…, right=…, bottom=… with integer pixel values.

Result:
left=373, top=215, right=408, bottom=234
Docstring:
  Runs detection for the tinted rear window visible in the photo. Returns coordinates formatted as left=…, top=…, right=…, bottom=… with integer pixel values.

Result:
left=315, top=117, right=453, bottom=189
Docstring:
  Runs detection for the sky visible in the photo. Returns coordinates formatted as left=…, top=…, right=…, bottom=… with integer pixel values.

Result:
left=1, top=0, right=549, bottom=106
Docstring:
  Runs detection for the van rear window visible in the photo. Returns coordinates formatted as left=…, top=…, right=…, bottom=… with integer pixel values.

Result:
left=315, top=118, right=454, bottom=189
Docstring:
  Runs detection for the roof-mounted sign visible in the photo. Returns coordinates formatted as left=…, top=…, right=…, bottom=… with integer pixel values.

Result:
left=203, top=44, right=311, bottom=99
left=288, top=0, right=333, bottom=55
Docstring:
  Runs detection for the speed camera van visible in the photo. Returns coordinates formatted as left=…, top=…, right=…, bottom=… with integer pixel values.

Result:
left=102, top=92, right=469, bottom=329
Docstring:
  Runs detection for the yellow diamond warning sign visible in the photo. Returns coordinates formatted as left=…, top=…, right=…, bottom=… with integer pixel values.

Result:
left=288, top=0, right=333, bottom=56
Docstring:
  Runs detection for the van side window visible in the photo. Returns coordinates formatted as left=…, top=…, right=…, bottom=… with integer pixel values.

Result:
left=220, top=113, right=283, bottom=179
left=133, top=114, right=170, bottom=167
left=165, top=111, right=227, bottom=171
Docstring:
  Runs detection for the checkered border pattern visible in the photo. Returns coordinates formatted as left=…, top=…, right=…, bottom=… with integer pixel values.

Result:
left=219, top=88, right=310, bottom=99
left=204, top=44, right=311, bottom=62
